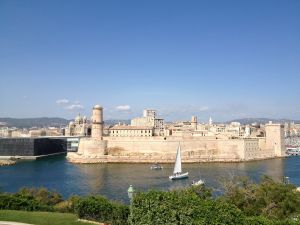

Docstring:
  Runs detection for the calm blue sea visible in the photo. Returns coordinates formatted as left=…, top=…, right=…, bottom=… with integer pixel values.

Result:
left=1, top=155, right=299, bottom=203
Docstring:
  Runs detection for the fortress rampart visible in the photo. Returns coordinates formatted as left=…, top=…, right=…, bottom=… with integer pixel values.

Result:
left=66, top=105, right=286, bottom=164
left=67, top=135, right=284, bottom=163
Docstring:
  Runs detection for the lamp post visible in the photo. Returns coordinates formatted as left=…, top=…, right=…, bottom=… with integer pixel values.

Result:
left=285, top=176, right=290, bottom=184
left=127, top=185, right=135, bottom=225
left=128, top=185, right=134, bottom=201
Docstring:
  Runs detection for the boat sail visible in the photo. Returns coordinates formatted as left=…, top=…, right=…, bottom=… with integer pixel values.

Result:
left=173, top=146, right=182, bottom=174
left=169, top=144, right=189, bottom=180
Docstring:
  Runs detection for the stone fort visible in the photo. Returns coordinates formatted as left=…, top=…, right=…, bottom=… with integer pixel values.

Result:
left=67, top=105, right=286, bottom=163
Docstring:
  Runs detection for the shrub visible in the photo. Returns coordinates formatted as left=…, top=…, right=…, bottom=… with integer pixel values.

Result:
left=130, top=187, right=244, bottom=225
left=16, top=187, right=63, bottom=206
left=0, top=193, right=51, bottom=211
left=0, top=187, right=64, bottom=212
left=54, top=195, right=81, bottom=213
left=111, top=203, right=129, bottom=225
left=221, top=176, right=300, bottom=220
left=75, top=195, right=129, bottom=225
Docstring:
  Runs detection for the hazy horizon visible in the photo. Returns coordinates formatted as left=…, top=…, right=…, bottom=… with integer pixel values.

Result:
left=0, top=1, right=299, bottom=121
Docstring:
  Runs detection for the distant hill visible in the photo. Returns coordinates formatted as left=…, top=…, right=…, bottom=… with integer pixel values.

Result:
left=227, top=118, right=300, bottom=125
left=0, top=117, right=131, bottom=128
left=0, top=117, right=71, bottom=128
left=105, top=120, right=131, bottom=126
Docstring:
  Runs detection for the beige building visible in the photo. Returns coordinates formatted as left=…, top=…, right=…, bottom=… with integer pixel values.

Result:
left=109, top=125, right=153, bottom=137
left=131, top=109, right=164, bottom=136
left=0, top=127, right=12, bottom=138
left=29, top=129, right=46, bottom=137
left=285, top=122, right=300, bottom=137
left=0, top=126, right=63, bottom=138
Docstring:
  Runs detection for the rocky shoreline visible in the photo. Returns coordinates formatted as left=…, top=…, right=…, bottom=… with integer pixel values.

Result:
left=0, top=159, right=16, bottom=166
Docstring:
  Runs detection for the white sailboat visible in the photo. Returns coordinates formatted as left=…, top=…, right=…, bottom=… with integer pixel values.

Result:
left=169, top=144, right=189, bottom=180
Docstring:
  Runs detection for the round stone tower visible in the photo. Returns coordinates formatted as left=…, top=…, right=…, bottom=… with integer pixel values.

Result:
left=92, top=104, right=103, bottom=138
left=191, top=116, right=197, bottom=130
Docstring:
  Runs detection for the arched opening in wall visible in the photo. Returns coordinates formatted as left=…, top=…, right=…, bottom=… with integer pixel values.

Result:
left=87, top=128, right=92, bottom=136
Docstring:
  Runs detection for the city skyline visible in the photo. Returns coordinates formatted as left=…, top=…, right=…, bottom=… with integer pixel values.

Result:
left=0, top=0, right=299, bottom=121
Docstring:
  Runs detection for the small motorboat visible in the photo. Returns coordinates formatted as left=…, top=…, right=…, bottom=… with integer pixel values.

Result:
left=150, top=164, right=163, bottom=170
left=192, top=179, right=205, bottom=186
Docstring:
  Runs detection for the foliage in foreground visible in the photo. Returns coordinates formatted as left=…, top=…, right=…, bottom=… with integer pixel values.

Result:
left=75, top=195, right=129, bottom=225
left=0, top=187, right=81, bottom=213
left=130, top=186, right=244, bottom=225
left=0, top=187, right=60, bottom=211
left=130, top=184, right=300, bottom=225
left=221, top=176, right=300, bottom=220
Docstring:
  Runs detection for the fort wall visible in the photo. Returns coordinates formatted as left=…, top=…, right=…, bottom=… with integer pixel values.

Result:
left=67, top=136, right=283, bottom=163
left=77, top=137, right=107, bottom=157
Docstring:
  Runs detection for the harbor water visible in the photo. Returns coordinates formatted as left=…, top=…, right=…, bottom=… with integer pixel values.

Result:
left=0, top=155, right=299, bottom=203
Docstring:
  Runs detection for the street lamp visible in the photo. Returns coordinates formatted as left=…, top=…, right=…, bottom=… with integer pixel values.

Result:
left=285, top=176, right=290, bottom=184
left=127, top=185, right=135, bottom=225
left=128, top=185, right=135, bottom=201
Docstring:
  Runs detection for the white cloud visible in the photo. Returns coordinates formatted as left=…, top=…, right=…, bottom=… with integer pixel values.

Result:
left=56, top=99, right=70, bottom=105
left=116, top=105, right=131, bottom=112
left=66, top=104, right=84, bottom=110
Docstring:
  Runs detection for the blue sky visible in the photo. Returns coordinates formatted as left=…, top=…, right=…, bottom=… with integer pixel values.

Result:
left=0, top=0, right=299, bottom=122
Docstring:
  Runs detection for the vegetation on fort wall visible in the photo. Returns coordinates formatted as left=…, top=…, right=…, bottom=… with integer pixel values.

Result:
left=1, top=176, right=300, bottom=224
